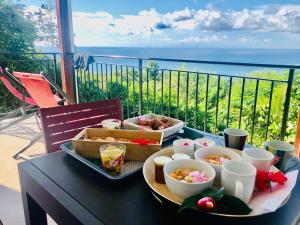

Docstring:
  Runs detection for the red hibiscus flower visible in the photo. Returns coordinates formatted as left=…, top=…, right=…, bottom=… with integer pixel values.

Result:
left=255, top=170, right=288, bottom=192
left=269, top=171, right=288, bottom=185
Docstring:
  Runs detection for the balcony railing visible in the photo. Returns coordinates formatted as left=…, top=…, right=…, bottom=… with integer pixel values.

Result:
left=1, top=52, right=299, bottom=147
left=75, top=54, right=300, bottom=146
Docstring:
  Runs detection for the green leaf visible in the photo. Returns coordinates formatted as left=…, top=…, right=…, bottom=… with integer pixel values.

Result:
left=211, top=187, right=224, bottom=201
left=178, top=188, right=252, bottom=215
left=178, top=193, right=202, bottom=213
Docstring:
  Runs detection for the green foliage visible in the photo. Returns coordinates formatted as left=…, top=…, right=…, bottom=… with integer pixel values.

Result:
left=78, top=62, right=300, bottom=147
left=0, top=1, right=60, bottom=114
left=0, top=0, right=36, bottom=53
left=148, top=61, right=160, bottom=80
left=25, top=0, right=58, bottom=47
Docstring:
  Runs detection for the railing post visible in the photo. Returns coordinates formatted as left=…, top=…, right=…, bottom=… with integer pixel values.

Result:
left=280, top=68, right=295, bottom=140
left=138, top=59, right=143, bottom=115
left=56, top=0, right=76, bottom=103
left=75, top=67, right=80, bottom=103
left=53, top=53, right=58, bottom=83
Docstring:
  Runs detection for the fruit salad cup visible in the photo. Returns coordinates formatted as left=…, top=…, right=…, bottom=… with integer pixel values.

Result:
left=100, top=144, right=126, bottom=173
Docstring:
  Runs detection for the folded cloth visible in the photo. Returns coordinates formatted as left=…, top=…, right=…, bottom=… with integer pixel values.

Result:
left=73, top=54, right=95, bottom=70
left=73, top=54, right=83, bottom=69
left=249, top=170, right=298, bottom=215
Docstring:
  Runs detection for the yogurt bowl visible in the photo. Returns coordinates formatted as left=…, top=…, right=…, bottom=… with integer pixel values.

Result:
left=173, top=139, right=195, bottom=158
left=163, top=159, right=215, bottom=199
left=194, top=146, right=241, bottom=182
left=194, top=138, right=215, bottom=149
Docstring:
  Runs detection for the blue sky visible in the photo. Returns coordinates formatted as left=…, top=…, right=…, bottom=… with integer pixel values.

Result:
left=23, top=0, right=300, bottom=48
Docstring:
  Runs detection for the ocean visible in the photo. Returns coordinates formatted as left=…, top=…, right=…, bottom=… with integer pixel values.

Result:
left=73, top=47, right=300, bottom=75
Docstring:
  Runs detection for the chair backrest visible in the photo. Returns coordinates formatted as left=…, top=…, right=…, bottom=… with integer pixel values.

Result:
left=12, top=71, right=59, bottom=108
left=0, top=67, right=36, bottom=105
left=40, top=99, right=122, bottom=154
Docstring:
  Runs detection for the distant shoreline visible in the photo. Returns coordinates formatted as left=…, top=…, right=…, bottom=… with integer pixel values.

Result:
left=38, top=47, right=300, bottom=74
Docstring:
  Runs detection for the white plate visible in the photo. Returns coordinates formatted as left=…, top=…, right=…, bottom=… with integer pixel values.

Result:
left=123, top=114, right=184, bottom=138
left=143, top=147, right=290, bottom=217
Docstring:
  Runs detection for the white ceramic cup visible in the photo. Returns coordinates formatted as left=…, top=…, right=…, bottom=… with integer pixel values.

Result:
left=173, top=139, right=195, bottom=158
left=242, top=148, right=274, bottom=171
left=264, top=140, right=294, bottom=171
left=221, top=160, right=256, bottom=203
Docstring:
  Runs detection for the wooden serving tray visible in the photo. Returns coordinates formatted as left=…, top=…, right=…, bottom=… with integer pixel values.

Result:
left=72, top=128, right=163, bottom=161
left=61, top=142, right=144, bottom=181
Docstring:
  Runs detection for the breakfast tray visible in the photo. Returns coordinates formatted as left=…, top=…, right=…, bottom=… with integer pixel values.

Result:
left=60, top=127, right=203, bottom=181
left=143, top=147, right=292, bottom=217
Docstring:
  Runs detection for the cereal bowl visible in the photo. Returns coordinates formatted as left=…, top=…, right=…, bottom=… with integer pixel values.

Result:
left=163, top=159, right=215, bottom=199
left=194, top=146, right=241, bottom=181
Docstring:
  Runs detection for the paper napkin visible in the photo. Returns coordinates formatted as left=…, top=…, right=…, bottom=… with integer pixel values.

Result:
left=249, top=170, right=298, bottom=215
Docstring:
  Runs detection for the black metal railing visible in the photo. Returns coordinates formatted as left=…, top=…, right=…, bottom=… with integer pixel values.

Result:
left=75, top=54, right=300, bottom=146
left=0, top=52, right=299, bottom=147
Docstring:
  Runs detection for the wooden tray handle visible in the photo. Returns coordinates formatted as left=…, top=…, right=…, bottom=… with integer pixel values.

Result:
left=72, top=129, right=86, bottom=141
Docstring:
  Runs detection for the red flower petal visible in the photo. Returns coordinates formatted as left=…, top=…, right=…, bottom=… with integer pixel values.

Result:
left=255, top=170, right=288, bottom=191
left=269, top=171, right=288, bottom=185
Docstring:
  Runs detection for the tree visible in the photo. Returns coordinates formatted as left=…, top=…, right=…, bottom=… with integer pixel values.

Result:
left=25, top=0, right=58, bottom=47
left=0, top=0, right=36, bottom=53
left=148, top=61, right=160, bottom=80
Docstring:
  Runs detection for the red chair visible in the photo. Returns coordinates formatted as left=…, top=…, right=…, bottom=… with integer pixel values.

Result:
left=40, top=99, right=122, bottom=154
left=0, top=67, right=75, bottom=159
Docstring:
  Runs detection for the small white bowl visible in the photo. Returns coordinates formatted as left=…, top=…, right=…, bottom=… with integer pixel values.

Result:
left=173, top=139, right=195, bottom=158
left=163, top=159, right=215, bottom=199
left=194, top=138, right=215, bottom=149
left=194, top=146, right=241, bottom=182
left=172, top=153, right=191, bottom=160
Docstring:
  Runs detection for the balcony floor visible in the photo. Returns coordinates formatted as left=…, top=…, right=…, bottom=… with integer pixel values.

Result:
left=0, top=115, right=56, bottom=225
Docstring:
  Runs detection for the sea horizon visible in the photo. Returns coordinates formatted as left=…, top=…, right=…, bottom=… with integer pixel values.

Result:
left=41, top=46, right=300, bottom=74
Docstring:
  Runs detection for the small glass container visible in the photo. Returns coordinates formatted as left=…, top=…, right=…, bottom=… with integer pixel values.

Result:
left=153, top=156, right=172, bottom=184
left=100, top=143, right=126, bottom=173
left=101, top=119, right=121, bottom=129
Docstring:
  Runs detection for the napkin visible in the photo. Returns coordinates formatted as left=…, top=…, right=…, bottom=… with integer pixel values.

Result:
left=249, top=170, right=298, bottom=215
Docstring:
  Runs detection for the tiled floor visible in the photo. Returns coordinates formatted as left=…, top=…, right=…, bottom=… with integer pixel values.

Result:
left=0, top=115, right=56, bottom=225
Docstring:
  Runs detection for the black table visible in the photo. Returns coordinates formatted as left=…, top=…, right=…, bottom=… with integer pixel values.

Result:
left=19, top=137, right=300, bottom=225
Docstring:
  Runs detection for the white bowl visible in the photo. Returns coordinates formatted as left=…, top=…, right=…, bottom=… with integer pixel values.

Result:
left=163, top=159, right=215, bottom=199
left=194, top=138, right=216, bottom=149
left=171, top=153, right=191, bottom=160
left=123, top=114, right=184, bottom=138
left=173, top=139, right=195, bottom=158
left=194, top=146, right=241, bottom=182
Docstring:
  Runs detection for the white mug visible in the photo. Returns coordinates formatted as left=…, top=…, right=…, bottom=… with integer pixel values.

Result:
left=242, top=148, right=274, bottom=171
left=221, top=160, right=256, bottom=203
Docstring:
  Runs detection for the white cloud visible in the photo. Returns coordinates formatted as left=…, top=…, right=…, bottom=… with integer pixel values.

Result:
left=156, top=5, right=300, bottom=33
left=179, top=34, right=227, bottom=43
left=73, top=8, right=161, bottom=38
left=25, top=4, right=300, bottom=46
left=71, top=4, right=300, bottom=45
